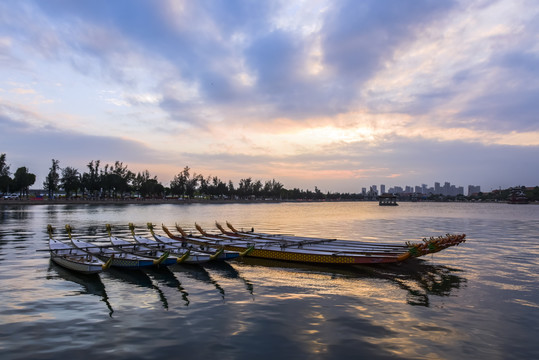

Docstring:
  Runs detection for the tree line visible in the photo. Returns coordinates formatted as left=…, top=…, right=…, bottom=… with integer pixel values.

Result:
left=1, top=153, right=347, bottom=200
left=3, top=153, right=536, bottom=202
left=0, top=154, right=36, bottom=198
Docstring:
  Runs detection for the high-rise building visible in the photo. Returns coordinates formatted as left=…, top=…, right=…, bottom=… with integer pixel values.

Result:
left=468, top=185, right=481, bottom=196
left=380, top=184, right=386, bottom=194
left=444, top=182, right=451, bottom=196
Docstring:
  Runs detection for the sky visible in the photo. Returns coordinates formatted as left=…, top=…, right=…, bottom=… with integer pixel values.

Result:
left=1, top=0, right=538, bottom=193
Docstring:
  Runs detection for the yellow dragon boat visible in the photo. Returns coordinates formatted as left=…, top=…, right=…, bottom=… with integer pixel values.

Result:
left=157, top=222, right=466, bottom=265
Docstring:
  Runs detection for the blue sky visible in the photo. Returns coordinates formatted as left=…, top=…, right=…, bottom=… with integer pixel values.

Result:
left=1, top=0, right=538, bottom=193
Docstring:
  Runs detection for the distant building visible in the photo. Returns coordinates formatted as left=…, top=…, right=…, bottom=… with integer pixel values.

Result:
left=361, top=181, right=470, bottom=198
left=468, top=185, right=481, bottom=196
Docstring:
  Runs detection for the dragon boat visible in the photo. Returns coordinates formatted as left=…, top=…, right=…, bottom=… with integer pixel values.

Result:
left=144, top=223, right=241, bottom=261
left=66, top=225, right=165, bottom=269
left=124, top=223, right=211, bottom=264
left=159, top=222, right=466, bottom=265
left=47, top=225, right=112, bottom=274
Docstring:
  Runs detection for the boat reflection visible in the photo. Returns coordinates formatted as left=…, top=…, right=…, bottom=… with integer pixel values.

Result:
left=352, top=260, right=466, bottom=307
left=237, top=257, right=466, bottom=307
left=143, top=266, right=190, bottom=306
left=47, top=261, right=114, bottom=316
left=170, top=264, right=225, bottom=299
left=105, top=267, right=169, bottom=310
left=203, top=261, right=254, bottom=296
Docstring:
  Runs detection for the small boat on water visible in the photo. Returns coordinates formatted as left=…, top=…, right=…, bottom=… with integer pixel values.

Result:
left=66, top=225, right=161, bottom=269
left=507, top=188, right=529, bottom=204
left=144, top=223, right=241, bottom=261
left=160, top=222, right=466, bottom=265
left=379, top=193, right=398, bottom=206
left=47, top=225, right=112, bottom=274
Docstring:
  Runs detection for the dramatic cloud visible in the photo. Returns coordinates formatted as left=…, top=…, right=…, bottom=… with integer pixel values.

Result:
left=0, top=0, right=537, bottom=192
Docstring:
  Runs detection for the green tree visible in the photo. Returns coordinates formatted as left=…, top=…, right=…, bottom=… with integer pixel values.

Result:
left=170, top=167, right=189, bottom=196
left=133, top=170, right=148, bottom=196
left=60, top=167, right=81, bottom=198
left=0, top=153, right=9, bottom=177
left=170, top=166, right=200, bottom=198
left=238, top=177, right=253, bottom=198
left=111, top=161, right=134, bottom=197
left=227, top=180, right=235, bottom=195
left=140, top=178, right=164, bottom=198
left=81, top=160, right=101, bottom=198
left=0, top=153, right=11, bottom=195
left=12, top=167, right=36, bottom=198
left=43, top=159, right=60, bottom=199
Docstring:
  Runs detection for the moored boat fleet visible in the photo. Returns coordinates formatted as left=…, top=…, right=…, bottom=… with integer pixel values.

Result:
left=46, top=222, right=467, bottom=274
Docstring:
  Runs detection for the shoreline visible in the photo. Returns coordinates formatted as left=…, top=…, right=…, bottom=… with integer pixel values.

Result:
left=0, top=198, right=285, bottom=206
left=1, top=198, right=535, bottom=206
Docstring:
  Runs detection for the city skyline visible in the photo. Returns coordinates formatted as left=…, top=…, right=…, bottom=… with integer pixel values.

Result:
left=1, top=1, right=538, bottom=193
left=362, top=181, right=480, bottom=196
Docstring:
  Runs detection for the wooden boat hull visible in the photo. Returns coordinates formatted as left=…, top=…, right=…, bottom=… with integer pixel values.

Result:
left=49, top=238, right=105, bottom=274
left=109, top=236, right=177, bottom=266
left=71, top=238, right=156, bottom=269
left=162, top=224, right=467, bottom=265
left=132, top=234, right=212, bottom=264
left=162, top=228, right=402, bottom=264
left=150, top=233, right=238, bottom=262
left=50, top=255, right=104, bottom=274
left=197, top=243, right=399, bottom=264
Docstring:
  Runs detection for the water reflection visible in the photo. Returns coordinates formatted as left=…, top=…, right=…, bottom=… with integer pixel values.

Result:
left=203, top=261, right=254, bottom=296
left=352, top=260, right=466, bottom=307
left=238, top=257, right=466, bottom=307
left=46, top=261, right=114, bottom=317
left=2, top=203, right=538, bottom=360
left=0, top=206, right=32, bottom=221
left=143, top=266, right=190, bottom=306
left=171, top=264, right=226, bottom=299
left=105, top=267, right=170, bottom=310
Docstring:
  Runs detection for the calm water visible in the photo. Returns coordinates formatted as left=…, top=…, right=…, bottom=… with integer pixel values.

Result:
left=0, top=202, right=538, bottom=359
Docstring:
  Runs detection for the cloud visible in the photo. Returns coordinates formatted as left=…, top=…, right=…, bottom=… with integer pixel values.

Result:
left=1, top=0, right=537, bottom=192
left=321, top=0, right=456, bottom=97
left=0, top=102, right=164, bottom=184
left=456, top=50, right=539, bottom=132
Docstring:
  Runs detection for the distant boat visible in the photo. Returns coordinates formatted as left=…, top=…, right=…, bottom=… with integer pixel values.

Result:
left=379, top=193, right=398, bottom=206
left=507, top=188, right=529, bottom=204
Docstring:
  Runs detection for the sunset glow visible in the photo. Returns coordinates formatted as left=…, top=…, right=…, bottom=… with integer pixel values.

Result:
left=1, top=0, right=537, bottom=192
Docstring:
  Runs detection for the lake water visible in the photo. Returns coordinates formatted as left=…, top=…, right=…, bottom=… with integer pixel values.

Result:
left=0, top=202, right=538, bottom=359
